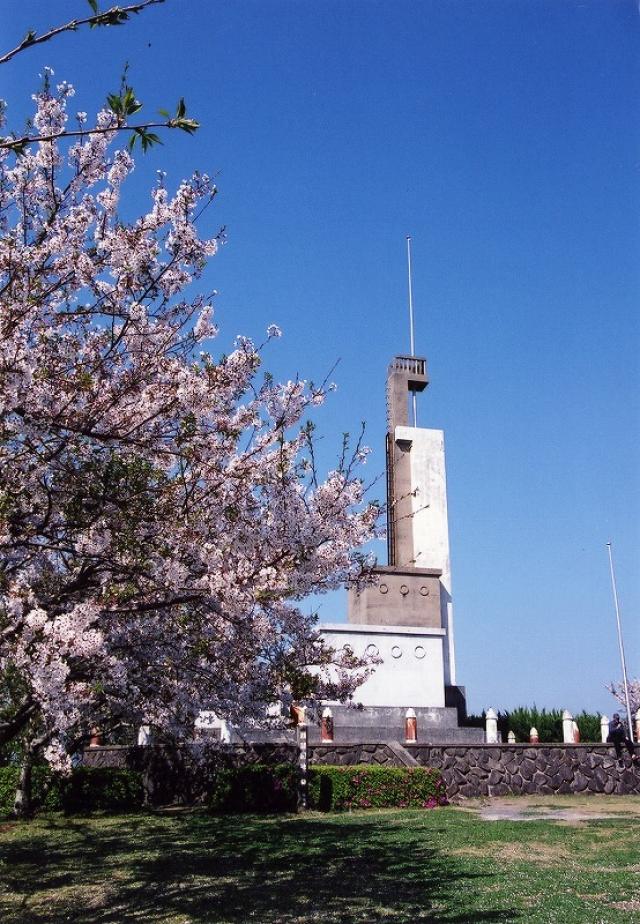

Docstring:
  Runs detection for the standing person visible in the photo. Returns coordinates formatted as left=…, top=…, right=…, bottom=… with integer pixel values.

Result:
left=607, top=713, right=637, bottom=763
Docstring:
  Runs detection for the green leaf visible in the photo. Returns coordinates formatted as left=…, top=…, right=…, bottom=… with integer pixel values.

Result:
left=176, top=98, right=186, bottom=119
left=122, top=87, right=142, bottom=116
left=87, top=0, right=99, bottom=13
left=21, top=30, right=36, bottom=47
left=107, top=93, right=123, bottom=114
left=129, top=128, right=163, bottom=153
left=174, top=118, right=199, bottom=135
left=157, top=108, right=170, bottom=118
left=140, top=131, right=162, bottom=152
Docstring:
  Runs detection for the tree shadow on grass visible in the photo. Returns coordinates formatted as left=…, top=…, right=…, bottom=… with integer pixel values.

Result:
left=0, top=812, right=520, bottom=923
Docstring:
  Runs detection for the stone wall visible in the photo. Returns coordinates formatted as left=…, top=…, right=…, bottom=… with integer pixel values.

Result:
left=309, top=742, right=418, bottom=767
left=82, top=741, right=640, bottom=800
left=82, top=743, right=297, bottom=805
left=409, top=744, right=640, bottom=797
left=309, top=743, right=640, bottom=797
left=82, top=743, right=296, bottom=771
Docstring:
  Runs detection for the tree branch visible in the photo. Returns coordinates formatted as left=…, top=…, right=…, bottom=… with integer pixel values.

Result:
left=1, top=120, right=189, bottom=152
left=0, top=1, right=166, bottom=66
left=0, top=698, right=37, bottom=748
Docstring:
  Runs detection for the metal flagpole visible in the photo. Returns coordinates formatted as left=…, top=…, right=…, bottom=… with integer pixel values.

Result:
left=406, top=235, right=417, bottom=426
left=606, top=541, right=634, bottom=742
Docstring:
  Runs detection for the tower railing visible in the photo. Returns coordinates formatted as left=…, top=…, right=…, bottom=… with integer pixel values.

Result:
left=389, top=355, right=426, bottom=377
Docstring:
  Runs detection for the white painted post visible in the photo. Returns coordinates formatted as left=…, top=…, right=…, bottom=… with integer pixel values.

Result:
left=635, top=710, right=640, bottom=743
left=485, top=708, right=498, bottom=744
left=529, top=727, right=539, bottom=744
left=321, top=707, right=334, bottom=742
left=137, top=725, right=152, bottom=746
left=297, top=722, right=308, bottom=811
left=507, top=730, right=516, bottom=744
left=405, top=707, right=417, bottom=743
left=600, top=715, right=610, bottom=743
left=562, top=710, right=574, bottom=744
left=572, top=720, right=580, bottom=743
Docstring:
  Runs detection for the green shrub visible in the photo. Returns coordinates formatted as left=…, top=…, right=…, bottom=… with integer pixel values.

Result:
left=507, top=707, right=564, bottom=743
left=208, top=764, right=300, bottom=813
left=59, top=768, right=144, bottom=814
left=0, top=765, right=62, bottom=818
left=573, top=711, right=602, bottom=743
left=466, top=707, right=603, bottom=743
left=307, top=765, right=447, bottom=812
left=0, top=766, right=143, bottom=818
left=0, top=766, right=18, bottom=817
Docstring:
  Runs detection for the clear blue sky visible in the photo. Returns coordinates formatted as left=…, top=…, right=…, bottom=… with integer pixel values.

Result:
left=2, top=0, right=639, bottom=715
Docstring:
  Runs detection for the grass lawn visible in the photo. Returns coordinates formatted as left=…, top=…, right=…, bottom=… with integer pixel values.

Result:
left=1, top=797, right=639, bottom=923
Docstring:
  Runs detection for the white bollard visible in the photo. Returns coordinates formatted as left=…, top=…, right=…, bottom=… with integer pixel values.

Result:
left=137, top=725, right=152, bottom=746
left=507, top=730, right=516, bottom=744
left=485, top=708, right=498, bottom=744
left=562, top=710, right=574, bottom=744
left=529, top=727, right=539, bottom=744
left=600, top=715, right=610, bottom=743
left=572, top=720, right=580, bottom=743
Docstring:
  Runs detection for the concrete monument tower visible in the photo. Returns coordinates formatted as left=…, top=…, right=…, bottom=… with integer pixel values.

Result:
left=319, top=239, right=479, bottom=742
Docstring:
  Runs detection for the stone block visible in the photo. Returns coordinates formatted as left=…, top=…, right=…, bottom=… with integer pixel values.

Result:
left=520, top=758, right=536, bottom=780
left=593, top=767, right=607, bottom=788
left=557, top=762, right=574, bottom=783
left=573, top=771, right=589, bottom=792
left=488, top=769, right=504, bottom=785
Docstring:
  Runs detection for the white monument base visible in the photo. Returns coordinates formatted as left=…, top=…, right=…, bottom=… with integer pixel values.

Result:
left=319, top=622, right=446, bottom=708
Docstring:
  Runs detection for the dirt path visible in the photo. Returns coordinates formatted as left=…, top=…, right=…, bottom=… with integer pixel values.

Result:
left=459, top=794, right=640, bottom=823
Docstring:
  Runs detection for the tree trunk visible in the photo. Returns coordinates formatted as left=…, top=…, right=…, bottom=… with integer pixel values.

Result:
left=13, top=751, right=33, bottom=818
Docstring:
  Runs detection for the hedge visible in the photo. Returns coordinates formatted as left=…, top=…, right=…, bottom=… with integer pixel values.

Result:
left=307, top=765, right=448, bottom=812
left=465, top=707, right=604, bottom=743
left=1, top=763, right=448, bottom=816
left=0, top=766, right=144, bottom=818
left=208, top=763, right=300, bottom=813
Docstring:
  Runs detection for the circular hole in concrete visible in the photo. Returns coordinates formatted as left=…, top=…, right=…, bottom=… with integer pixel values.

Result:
left=391, top=645, right=402, bottom=659
left=414, top=645, right=426, bottom=659
left=379, top=583, right=389, bottom=594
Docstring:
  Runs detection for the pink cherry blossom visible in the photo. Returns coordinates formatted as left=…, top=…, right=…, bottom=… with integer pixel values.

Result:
left=0, top=80, right=381, bottom=769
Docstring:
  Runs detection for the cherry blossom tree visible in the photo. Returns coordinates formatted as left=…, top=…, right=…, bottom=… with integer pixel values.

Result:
left=0, top=65, right=380, bottom=811
left=608, top=681, right=640, bottom=718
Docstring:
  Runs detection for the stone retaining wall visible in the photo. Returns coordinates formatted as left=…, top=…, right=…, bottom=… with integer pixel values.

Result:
left=309, top=743, right=640, bottom=797
left=409, top=744, right=640, bottom=798
left=309, top=742, right=417, bottom=767
left=82, top=742, right=640, bottom=799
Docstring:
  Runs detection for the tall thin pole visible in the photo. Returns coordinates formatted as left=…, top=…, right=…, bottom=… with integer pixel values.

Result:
left=406, top=235, right=417, bottom=426
left=607, top=541, right=634, bottom=742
